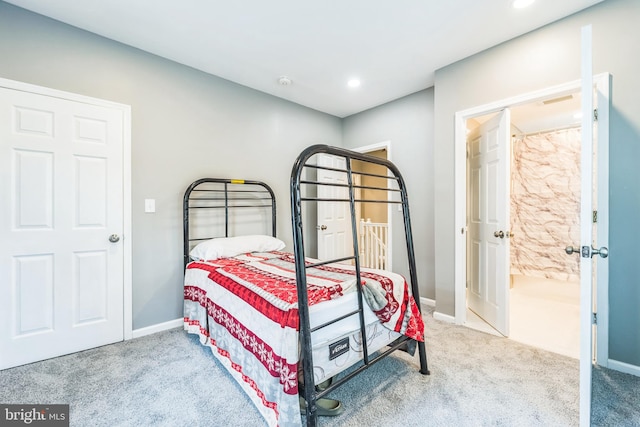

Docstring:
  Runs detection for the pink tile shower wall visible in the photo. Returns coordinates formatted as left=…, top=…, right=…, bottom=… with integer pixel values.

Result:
left=510, top=128, right=581, bottom=282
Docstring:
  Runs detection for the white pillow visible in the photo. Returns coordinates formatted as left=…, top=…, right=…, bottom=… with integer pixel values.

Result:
left=189, top=235, right=286, bottom=261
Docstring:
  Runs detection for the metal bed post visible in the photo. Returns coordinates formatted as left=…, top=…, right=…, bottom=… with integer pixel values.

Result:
left=394, top=162, right=431, bottom=376
left=183, top=179, right=201, bottom=269
left=223, top=182, right=229, bottom=237
left=345, top=156, right=371, bottom=367
left=290, top=151, right=318, bottom=426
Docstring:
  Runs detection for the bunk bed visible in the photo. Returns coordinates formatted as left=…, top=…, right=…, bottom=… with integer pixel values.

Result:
left=183, top=145, right=429, bottom=427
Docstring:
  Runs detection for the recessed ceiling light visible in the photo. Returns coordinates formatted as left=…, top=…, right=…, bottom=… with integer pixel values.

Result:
left=347, top=79, right=361, bottom=88
left=511, top=0, right=535, bottom=9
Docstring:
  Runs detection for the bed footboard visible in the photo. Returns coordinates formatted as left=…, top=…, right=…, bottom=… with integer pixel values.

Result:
left=290, top=144, right=430, bottom=426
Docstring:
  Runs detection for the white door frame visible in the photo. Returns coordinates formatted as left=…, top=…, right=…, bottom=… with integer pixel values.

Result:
left=453, top=74, right=610, bottom=365
left=0, top=77, right=133, bottom=341
left=353, top=141, right=393, bottom=271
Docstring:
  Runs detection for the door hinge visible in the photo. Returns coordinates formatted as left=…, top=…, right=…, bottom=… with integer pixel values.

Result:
left=593, top=109, right=598, bottom=121
left=592, top=312, right=597, bottom=325
left=593, top=210, right=598, bottom=223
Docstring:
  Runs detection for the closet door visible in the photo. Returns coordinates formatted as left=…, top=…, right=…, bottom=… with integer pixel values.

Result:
left=0, top=81, right=127, bottom=369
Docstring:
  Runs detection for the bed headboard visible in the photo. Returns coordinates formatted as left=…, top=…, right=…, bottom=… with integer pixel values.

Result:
left=183, top=178, right=276, bottom=268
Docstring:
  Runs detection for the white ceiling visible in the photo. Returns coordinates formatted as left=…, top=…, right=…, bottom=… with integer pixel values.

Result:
left=5, top=0, right=604, bottom=117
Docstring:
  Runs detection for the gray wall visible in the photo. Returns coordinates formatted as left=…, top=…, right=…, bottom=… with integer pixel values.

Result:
left=0, top=2, right=342, bottom=330
left=4, top=0, right=638, bottom=367
left=433, top=0, right=640, bottom=366
left=343, top=89, right=435, bottom=300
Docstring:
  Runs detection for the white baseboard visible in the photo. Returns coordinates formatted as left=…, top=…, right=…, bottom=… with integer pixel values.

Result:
left=433, top=311, right=456, bottom=324
left=607, top=359, right=640, bottom=378
left=419, top=298, right=459, bottom=325
left=420, top=297, right=435, bottom=309
left=131, top=318, right=183, bottom=339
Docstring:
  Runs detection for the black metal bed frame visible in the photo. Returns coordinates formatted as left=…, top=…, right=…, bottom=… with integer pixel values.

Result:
left=183, top=178, right=277, bottom=268
left=290, top=145, right=429, bottom=426
left=182, top=146, right=429, bottom=426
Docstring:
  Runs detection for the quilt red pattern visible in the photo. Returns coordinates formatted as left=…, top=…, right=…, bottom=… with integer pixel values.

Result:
left=186, top=252, right=424, bottom=341
left=183, top=251, right=425, bottom=427
left=185, top=285, right=299, bottom=394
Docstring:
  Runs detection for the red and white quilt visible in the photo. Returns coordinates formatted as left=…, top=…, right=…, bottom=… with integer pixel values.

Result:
left=183, top=251, right=424, bottom=427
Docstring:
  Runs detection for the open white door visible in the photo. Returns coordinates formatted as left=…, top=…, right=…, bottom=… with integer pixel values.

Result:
left=578, top=25, right=594, bottom=425
left=467, top=108, right=511, bottom=336
left=578, top=24, right=611, bottom=427
left=316, top=153, right=352, bottom=261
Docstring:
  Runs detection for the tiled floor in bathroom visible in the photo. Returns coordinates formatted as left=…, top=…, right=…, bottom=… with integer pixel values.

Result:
left=465, top=274, right=580, bottom=359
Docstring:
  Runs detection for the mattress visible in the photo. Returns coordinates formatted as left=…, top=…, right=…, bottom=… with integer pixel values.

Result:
left=308, top=290, right=402, bottom=383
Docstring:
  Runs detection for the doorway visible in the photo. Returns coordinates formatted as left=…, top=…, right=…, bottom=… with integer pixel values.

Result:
left=466, top=95, right=583, bottom=358
left=453, top=74, right=610, bottom=366
left=314, top=141, right=393, bottom=270
left=354, top=141, right=392, bottom=271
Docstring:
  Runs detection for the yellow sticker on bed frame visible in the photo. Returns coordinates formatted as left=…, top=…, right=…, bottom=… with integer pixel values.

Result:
left=230, top=179, right=245, bottom=184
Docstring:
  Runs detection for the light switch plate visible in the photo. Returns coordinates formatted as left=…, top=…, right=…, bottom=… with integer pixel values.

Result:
left=144, top=199, right=156, bottom=213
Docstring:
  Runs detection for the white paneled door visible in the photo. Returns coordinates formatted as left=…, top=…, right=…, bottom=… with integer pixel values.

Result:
left=0, top=82, right=127, bottom=369
left=316, top=153, right=352, bottom=261
left=467, top=108, right=511, bottom=336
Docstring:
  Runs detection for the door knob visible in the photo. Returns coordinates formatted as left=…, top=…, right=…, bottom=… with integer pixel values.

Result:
left=494, top=230, right=504, bottom=239
left=316, top=225, right=327, bottom=231
left=565, top=245, right=580, bottom=255
left=565, top=245, right=608, bottom=258
left=108, top=234, right=120, bottom=243
left=591, top=246, right=609, bottom=259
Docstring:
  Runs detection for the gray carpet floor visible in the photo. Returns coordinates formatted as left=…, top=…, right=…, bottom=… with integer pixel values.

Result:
left=0, top=307, right=637, bottom=426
